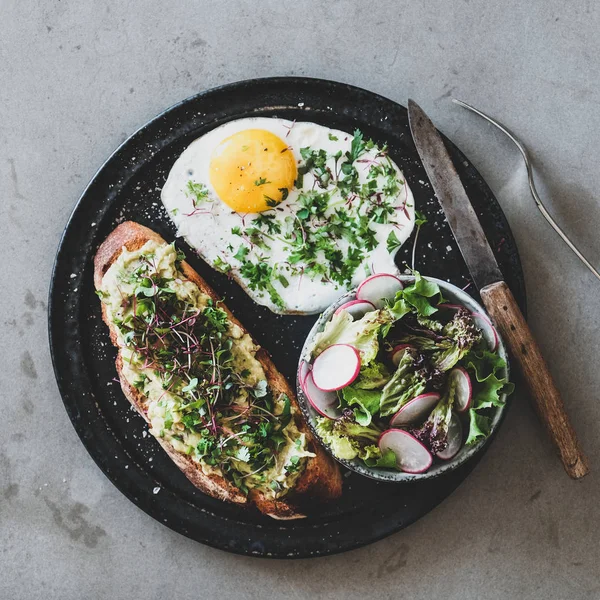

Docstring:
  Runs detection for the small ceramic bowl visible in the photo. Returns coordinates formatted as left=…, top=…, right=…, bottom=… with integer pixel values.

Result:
left=296, top=275, right=510, bottom=482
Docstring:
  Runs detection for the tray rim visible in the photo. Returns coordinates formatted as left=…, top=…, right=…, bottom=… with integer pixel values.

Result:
left=48, top=76, right=526, bottom=558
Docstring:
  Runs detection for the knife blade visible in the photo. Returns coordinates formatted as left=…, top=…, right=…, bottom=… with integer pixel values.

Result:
left=407, top=100, right=503, bottom=290
left=408, top=99, right=589, bottom=479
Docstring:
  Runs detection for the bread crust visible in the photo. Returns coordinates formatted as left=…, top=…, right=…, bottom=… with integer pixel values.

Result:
left=94, top=221, right=342, bottom=518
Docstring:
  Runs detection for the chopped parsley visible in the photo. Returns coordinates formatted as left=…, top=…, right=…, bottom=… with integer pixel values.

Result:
left=234, top=245, right=249, bottom=261
left=411, top=210, right=428, bottom=269
left=415, top=210, right=428, bottom=227
left=225, top=129, right=408, bottom=295
left=253, top=212, right=282, bottom=235
left=264, top=195, right=280, bottom=207
left=238, top=257, right=285, bottom=309
left=386, top=230, right=403, bottom=253
left=186, top=180, right=210, bottom=206
left=213, top=256, right=232, bottom=273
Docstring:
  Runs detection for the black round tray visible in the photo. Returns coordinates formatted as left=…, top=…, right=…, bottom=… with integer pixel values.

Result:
left=49, top=77, right=525, bottom=558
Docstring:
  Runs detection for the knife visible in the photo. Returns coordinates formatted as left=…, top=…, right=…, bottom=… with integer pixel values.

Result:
left=408, top=99, right=589, bottom=479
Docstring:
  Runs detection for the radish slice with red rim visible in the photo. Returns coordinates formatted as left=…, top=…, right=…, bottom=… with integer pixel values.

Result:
left=389, top=392, right=441, bottom=427
left=390, top=344, right=416, bottom=367
left=449, top=367, right=472, bottom=413
left=472, top=312, right=499, bottom=351
left=436, top=413, right=463, bottom=460
left=334, top=299, right=376, bottom=320
left=298, top=360, right=311, bottom=394
left=378, top=429, right=433, bottom=474
left=303, top=372, right=341, bottom=419
left=312, top=344, right=361, bottom=391
left=356, top=273, right=403, bottom=309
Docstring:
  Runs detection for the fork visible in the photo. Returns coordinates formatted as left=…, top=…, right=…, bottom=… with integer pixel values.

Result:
left=452, top=98, right=600, bottom=282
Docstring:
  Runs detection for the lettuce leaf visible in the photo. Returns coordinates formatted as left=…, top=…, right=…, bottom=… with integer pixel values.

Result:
left=411, top=381, right=455, bottom=453
left=465, top=348, right=507, bottom=382
left=473, top=373, right=514, bottom=410
left=355, top=361, right=391, bottom=389
left=465, top=349, right=514, bottom=408
left=385, top=296, right=412, bottom=320
left=315, top=417, right=359, bottom=459
left=464, top=349, right=514, bottom=445
left=341, top=386, right=381, bottom=425
left=362, top=447, right=397, bottom=468
left=315, top=414, right=385, bottom=459
left=399, top=272, right=443, bottom=317
left=379, top=349, right=427, bottom=416
left=412, top=271, right=442, bottom=298
left=465, top=410, right=493, bottom=445
left=309, top=310, right=353, bottom=355
left=309, top=308, right=394, bottom=364
left=432, top=311, right=483, bottom=371
left=417, top=314, right=444, bottom=332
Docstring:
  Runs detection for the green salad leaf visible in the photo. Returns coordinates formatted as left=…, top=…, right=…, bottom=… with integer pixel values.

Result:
left=341, top=386, right=381, bottom=426
left=464, top=348, right=513, bottom=445
left=465, top=348, right=507, bottom=382
left=416, top=313, right=444, bottom=332
left=315, top=418, right=358, bottom=459
left=411, top=271, right=441, bottom=298
left=433, top=312, right=483, bottom=371
left=363, top=447, right=397, bottom=468
left=473, top=373, right=513, bottom=410
left=315, top=414, right=382, bottom=460
left=379, top=349, right=427, bottom=416
left=411, top=380, right=456, bottom=453
left=465, top=410, right=493, bottom=446
left=382, top=271, right=443, bottom=320
left=309, top=309, right=394, bottom=364
left=355, top=361, right=391, bottom=389
left=396, top=309, right=482, bottom=372
left=400, top=271, right=443, bottom=317
left=385, top=295, right=412, bottom=320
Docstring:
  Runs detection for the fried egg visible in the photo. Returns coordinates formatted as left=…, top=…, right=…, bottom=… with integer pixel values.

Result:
left=161, top=118, right=415, bottom=314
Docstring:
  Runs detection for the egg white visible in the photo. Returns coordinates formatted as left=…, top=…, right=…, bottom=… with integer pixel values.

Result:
left=161, top=117, right=415, bottom=314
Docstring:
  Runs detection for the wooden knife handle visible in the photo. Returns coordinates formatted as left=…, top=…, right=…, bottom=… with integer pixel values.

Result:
left=480, top=281, right=589, bottom=479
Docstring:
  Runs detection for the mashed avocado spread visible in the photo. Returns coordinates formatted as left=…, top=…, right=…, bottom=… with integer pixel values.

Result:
left=100, top=240, right=313, bottom=498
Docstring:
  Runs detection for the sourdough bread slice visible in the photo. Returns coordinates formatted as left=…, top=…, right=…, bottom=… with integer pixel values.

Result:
left=94, top=221, right=342, bottom=519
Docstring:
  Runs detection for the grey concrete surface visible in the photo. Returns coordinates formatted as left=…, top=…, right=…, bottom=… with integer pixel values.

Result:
left=1, top=1, right=599, bottom=598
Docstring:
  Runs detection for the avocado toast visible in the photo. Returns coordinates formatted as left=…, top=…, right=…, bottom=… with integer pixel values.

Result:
left=94, top=222, right=342, bottom=519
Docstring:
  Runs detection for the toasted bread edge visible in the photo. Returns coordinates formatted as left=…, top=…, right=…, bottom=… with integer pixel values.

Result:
left=93, top=221, right=342, bottom=519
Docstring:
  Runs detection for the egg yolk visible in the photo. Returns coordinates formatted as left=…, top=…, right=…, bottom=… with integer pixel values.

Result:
left=209, top=129, right=297, bottom=213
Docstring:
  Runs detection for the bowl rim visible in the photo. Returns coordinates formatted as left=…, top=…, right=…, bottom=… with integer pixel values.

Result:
left=296, top=275, right=511, bottom=483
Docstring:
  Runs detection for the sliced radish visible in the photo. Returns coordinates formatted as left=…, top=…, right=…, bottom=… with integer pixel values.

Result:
left=303, top=372, right=341, bottom=419
left=356, top=273, right=404, bottom=309
left=436, top=413, right=463, bottom=460
left=334, top=299, right=376, bottom=320
left=298, top=360, right=311, bottom=394
left=449, top=367, right=472, bottom=413
left=378, top=429, right=433, bottom=474
left=472, top=312, right=499, bottom=351
left=312, top=344, right=361, bottom=392
left=389, top=392, right=441, bottom=427
left=391, top=344, right=416, bottom=367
